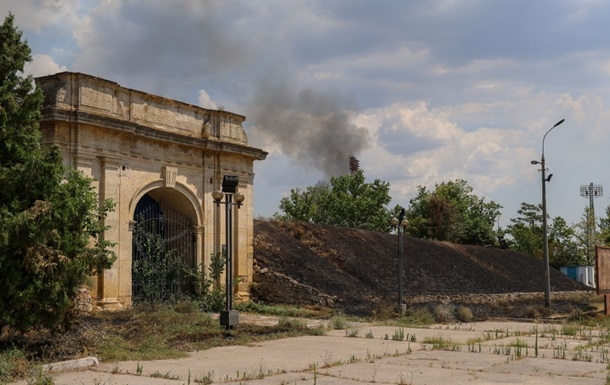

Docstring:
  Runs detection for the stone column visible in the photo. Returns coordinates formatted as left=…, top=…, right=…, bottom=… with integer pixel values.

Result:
left=235, top=178, right=253, bottom=300
left=96, top=157, right=123, bottom=309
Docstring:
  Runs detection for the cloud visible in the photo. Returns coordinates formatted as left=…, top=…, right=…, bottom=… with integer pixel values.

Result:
left=3, top=0, right=81, bottom=32
left=24, top=54, right=68, bottom=77
left=72, top=0, right=256, bottom=100
left=197, top=89, right=216, bottom=110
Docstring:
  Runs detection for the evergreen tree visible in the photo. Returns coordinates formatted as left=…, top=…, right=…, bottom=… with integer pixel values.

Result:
left=0, top=14, right=115, bottom=331
left=505, top=202, right=580, bottom=268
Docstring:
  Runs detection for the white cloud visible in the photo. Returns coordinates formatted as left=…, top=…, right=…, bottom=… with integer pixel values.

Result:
left=24, top=54, right=68, bottom=77
left=197, top=89, right=216, bottom=110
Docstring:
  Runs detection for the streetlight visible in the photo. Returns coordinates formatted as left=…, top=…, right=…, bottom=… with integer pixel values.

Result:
left=531, top=118, right=565, bottom=308
left=212, top=175, right=245, bottom=329
left=390, top=208, right=408, bottom=315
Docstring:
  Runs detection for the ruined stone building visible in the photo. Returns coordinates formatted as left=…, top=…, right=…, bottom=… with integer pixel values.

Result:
left=35, top=72, right=267, bottom=308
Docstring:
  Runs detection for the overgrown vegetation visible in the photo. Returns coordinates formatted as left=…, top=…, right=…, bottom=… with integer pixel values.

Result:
left=0, top=302, right=328, bottom=383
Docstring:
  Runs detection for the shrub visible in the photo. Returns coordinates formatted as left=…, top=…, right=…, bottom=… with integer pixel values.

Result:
left=330, top=314, right=349, bottom=330
left=522, top=306, right=539, bottom=319
left=455, top=306, right=474, bottom=322
left=433, top=304, right=455, bottom=323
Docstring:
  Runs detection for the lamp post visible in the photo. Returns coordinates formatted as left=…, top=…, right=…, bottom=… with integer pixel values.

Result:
left=390, top=208, right=408, bottom=315
left=212, top=175, right=244, bottom=329
left=531, top=118, right=564, bottom=308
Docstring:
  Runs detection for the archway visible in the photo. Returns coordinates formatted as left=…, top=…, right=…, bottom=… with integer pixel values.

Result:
left=131, top=188, right=198, bottom=303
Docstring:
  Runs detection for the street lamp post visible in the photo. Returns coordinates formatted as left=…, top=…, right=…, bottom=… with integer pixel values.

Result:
left=531, top=118, right=565, bottom=308
left=390, top=208, right=408, bottom=315
left=212, top=175, right=244, bottom=329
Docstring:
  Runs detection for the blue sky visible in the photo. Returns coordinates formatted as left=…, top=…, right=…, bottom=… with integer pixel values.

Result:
left=4, top=0, right=610, bottom=229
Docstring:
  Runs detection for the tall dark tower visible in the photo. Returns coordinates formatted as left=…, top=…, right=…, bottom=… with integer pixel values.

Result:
left=349, top=156, right=360, bottom=174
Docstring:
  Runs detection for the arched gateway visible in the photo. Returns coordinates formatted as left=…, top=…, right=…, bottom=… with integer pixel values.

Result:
left=36, top=72, right=267, bottom=308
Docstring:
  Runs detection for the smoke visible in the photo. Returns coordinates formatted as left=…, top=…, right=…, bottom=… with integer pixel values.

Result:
left=247, top=80, right=369, bottom=179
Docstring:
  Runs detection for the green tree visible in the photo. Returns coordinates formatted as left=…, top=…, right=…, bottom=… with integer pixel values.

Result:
left=505, top=202, right=580, bottom=268
left=599, top=204, right=610, bottom=246
left=275, top=170, right=393, bottom=231
left=405, top=179, right=501, bottom=246
left=549, top=216, right=580, bottom=268
left=0, top=14, right=115, bottom=332
left=505, top=202, right=544, bottom=257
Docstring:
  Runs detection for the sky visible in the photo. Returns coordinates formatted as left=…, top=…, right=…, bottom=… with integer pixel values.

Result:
left=3, top=0, right=610, bottom=229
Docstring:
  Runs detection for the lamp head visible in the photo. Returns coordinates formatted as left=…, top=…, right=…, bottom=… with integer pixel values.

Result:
left=212, top=190, right=224, bottom=202
left=553, top=118, right=565, bottom=128
left=234, top=191, right=245, bottom=204
left=531, top=160, right=540, bottom=165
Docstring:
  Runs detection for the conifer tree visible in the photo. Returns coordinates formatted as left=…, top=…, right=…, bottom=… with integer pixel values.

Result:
left=0, top=14, right=115, bottom=331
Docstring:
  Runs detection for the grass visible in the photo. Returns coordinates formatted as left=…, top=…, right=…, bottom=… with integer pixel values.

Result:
left=235, top=301, right=333, bottom=319
left=422, top=336, right=459, bottom=350
left=377, top=307, right=436, bottom=327
left=0, top=301, right=328, bottom=383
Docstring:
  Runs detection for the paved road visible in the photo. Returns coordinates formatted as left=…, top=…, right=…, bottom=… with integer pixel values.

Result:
left=12, top=316, right=610, bottom=384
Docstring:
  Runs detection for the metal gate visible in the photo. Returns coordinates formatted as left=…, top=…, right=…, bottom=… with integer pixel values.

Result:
left=131, top=193, right=196, bottom=303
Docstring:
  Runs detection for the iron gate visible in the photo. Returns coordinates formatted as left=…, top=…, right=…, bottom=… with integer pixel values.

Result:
left=131, top=194, right=196, bottom=303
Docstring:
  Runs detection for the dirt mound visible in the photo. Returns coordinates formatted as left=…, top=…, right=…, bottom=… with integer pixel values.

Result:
left=252, top=220, right=592, bottom=316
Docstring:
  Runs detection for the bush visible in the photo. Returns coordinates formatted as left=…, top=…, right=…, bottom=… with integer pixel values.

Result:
left=330, top=314, right=349, bottom=330
left=455, top=306, right=474, bottom=322
left=433, top=304, right=455, bottom=323
left=522, top=306, right=539, bottom=319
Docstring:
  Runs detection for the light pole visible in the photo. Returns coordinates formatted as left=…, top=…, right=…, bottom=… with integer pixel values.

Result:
left=390, top=208, right=408, bottom=315
left=212, top=175, right=244, bottom=329
left=531, top=118, right=564, bottom=308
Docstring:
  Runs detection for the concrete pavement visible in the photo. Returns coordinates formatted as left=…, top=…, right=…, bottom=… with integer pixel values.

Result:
left=12, top=316, right=610, bottom=385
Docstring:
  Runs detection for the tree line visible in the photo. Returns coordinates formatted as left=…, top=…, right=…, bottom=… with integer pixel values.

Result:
left=276, top=171, right=609, bottom=269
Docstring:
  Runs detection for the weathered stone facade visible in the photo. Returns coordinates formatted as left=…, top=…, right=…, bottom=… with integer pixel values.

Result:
left=36, top=72, right=267, bottom=308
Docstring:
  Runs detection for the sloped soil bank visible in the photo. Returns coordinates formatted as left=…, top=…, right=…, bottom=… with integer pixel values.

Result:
left=252, top=220, right=595, bottom=319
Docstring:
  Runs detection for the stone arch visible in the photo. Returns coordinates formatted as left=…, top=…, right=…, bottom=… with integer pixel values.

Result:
left=129, top=180, right=203, bottom=226
left=127, top=180, right=204, bottom=304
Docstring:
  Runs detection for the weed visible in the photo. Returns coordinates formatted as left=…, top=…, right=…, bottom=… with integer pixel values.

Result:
left=135, top=362, right=143, bottom=376
left=150, top=370, right=180, bottom=380
left=235, top=302, right=332, bottom=319
left=365, top=330, right=374, bottom=339
left=561, top=324, right=578, bottom=337
left=26, top=367, right=55, bottom=385
left=423, top=336, right=457, bottom=350
left=0, top=346, right=30, bottom=382
left=346, top=328, right=359, bottom=337
left=277, top=317, right=308, bottom=330
left=392, top=328, right=405, bottom=341
left=331, top=314, right=349, bottom=330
